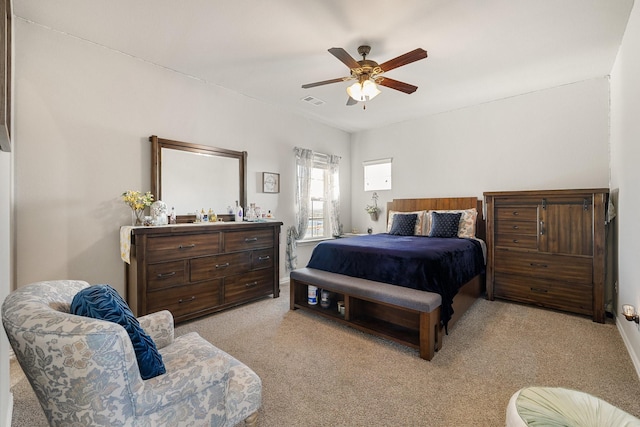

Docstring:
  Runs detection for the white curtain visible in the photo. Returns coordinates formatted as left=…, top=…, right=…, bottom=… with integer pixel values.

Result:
left=286, top=147, right=314, bottom=272
left=286, top=149, right=342, bottom=272
left=326, top=154, right=341, bottom=237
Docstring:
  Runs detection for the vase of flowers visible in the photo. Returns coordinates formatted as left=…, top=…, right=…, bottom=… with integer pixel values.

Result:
left=122, top=190, right=154, bottom=226
left=365, top=192, right=380, bottom=222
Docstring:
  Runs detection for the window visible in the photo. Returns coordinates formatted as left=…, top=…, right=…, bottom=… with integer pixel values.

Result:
left=286, top=148, right=341, bottom=271
left=363, top=158, right=392, bottom=191
left=304, top=155, right=330, bottom=239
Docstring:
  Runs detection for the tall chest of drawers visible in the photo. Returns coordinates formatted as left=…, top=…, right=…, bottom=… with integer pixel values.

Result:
left=126, top=221, right=282, bottom=323
left=484, top=189, right=608, bottom=323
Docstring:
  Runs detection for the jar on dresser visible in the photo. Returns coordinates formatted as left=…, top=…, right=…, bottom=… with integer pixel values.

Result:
left=484, top=189, right=609, bottom=323
left=125, top=221, right=282, bottom=323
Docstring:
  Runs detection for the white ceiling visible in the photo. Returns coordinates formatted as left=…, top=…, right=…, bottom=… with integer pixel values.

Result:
left=13, top=0, right=634, bottom=133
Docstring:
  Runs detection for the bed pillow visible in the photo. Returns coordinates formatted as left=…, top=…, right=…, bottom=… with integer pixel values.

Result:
left=387, top=210, right=426, bottom=235
left=426, top=208, right=478, bottom=238
left=428, top=212, right=462, bottom=238
left=389, top=213, right=418, bottom=236
left=70, top=284, right=166, bottom=380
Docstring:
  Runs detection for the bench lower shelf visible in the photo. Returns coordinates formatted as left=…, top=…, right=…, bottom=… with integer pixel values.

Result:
left=290, top=277, right=442, bottom=360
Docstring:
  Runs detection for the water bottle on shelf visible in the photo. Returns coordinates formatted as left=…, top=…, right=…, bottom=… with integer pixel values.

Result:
left=320, top=289, right=330, bottom=309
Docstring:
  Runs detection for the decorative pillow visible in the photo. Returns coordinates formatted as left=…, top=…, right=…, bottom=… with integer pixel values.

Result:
left=428, top=212, right=462, bottom=238
left=389, top=213, right=418, bottom=236
left=70, top=284, right=166, bottom=380
left=387, top=210, right=426, bottom=235
left=426, top=208, right=478, bottom=238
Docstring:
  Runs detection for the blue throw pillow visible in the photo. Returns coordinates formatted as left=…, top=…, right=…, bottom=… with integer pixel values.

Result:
left=429, top=211, right=462, bottom=238
left=70, top=284, right=166, bottom=380
left=389, top=213, right=418, bottom=236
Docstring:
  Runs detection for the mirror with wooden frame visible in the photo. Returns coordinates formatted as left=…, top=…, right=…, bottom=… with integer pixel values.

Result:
left=150, top=135, right=247, bottom=221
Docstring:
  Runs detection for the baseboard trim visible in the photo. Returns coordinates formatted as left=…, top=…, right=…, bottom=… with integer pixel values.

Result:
left=617, top=317, right=640, bottom=380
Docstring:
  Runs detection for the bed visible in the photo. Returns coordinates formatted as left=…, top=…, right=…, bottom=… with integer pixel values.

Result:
left=289, top=197, right=486, bottom=360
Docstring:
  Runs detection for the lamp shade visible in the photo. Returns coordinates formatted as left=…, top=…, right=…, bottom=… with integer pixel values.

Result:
left=347, top=79, right=381, bottom=102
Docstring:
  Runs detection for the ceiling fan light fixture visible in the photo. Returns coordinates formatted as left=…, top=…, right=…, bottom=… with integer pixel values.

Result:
left=347, top=79, right=381, bottom=102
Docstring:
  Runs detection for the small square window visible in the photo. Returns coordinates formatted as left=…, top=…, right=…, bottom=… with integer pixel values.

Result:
left=364, top=158, right=392, bottom=191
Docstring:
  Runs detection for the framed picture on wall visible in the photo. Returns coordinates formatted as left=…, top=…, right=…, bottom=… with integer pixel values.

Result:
left=263, top=172, right=280, bottom=193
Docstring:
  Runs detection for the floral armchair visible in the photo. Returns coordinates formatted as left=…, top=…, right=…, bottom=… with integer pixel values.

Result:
left=2, top=280, right=262, bottom=427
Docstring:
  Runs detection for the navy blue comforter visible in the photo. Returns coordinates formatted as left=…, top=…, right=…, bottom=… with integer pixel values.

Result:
left=306, top=233, right=485, bottom=327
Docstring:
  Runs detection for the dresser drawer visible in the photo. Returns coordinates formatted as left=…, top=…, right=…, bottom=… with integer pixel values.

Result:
left=494, top=273, right=592, bottom=315
left=495, top=220, right=538, bottom=235
left=147, top=261, right=186, bottom=291
left=495, top=234, right=538, bottom=249
left=495, top=206, right=538, bottom=222
left=494, top=249, right=592, bottom=284
left=190, top=252, right=251, bottom=282
left=146, top=233, right=220, bottom=263
left=225, top=229, right=274, bottom=252
left=147, top=280, right=222, bottom=318
left=224, top=269, right=273, bottom=303
left=252, top=249, right=274, bottom=270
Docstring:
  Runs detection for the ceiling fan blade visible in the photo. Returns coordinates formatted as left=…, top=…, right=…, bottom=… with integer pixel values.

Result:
left=301, top=77, right=346, bottom=89
left=346, top=97, right=358, bottom=106
left=328, top=47, right=361, bottom=69
left=378, top=77, right=419, bottom=94
left=379, top=48, right=428, bottom=72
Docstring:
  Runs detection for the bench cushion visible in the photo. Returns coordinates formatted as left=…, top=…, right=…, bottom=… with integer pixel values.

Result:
left=290, top=268, right=441, bottom=313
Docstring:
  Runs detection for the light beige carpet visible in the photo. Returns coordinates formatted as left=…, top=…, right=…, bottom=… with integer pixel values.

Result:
left=10, top=282, right=640, bottom=426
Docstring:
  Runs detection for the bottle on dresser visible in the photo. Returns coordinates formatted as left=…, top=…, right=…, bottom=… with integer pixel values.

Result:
left=234, top=200, right=243, bottom=222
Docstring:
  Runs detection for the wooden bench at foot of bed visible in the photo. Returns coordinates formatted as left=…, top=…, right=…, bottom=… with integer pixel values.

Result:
left=289, top=267, right=443, bottom=360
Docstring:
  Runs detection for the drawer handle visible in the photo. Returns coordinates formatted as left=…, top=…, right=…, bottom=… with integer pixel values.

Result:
left=245, top=281, right=258, bottom=288
left=512, top=211, right=519, bottom=216
left=178, top=296, right=196, bottom=303
left=512, top=239, right=519, bottom=243
left=215, top=263, right=230, bottom=269
left=529, top=263, right=548, bottom=268
left=178, top=244, right=196, bottom=249
left=539, top=220, right=545, bottom=235
left=530, top=287, right=548, bottom=293
left=258, top=255, right=270, bottom=261
left=513, top=225, right=519, bottom=229
left=244, top=237, right=259, bottom=242
left=157, top=271, right=176, bottom=279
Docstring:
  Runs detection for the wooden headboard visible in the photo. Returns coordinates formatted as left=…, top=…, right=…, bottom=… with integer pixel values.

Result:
left=386, top=197, right=485, bottom=241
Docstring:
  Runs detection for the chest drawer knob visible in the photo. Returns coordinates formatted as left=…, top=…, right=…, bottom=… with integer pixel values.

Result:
left=258, top=255, right=270, bottom=261
left=244, top=237, right=259, bottom=242
left=178, top=244, right=196, bottom=249
left=156, top=271, right=176, bottom=279
left=215, top=262, right=230, bottom=269
left=245, top=281, right=258, bottom=288
left=513, top=225, right=519, bottom=229
left=178, top=296, right=196, bottom=304
left=513, top=239, right=519, bottom=243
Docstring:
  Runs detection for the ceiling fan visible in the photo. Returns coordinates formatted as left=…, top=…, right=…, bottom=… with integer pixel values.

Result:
left=302, top=45, right=428, bottom=107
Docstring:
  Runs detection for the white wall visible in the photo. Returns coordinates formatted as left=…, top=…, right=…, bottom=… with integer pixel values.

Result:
left=611, top=2, right=640, bottom=373
left=14, top=19, right=351, bottom=293
left=0, top=149, right=13, bottom=427
left=350, top=78, right=611, bottom=234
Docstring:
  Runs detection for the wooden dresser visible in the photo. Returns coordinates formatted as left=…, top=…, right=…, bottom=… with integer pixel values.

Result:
left=484, top=189, right=608, bottom=323
left=126, top=221, right=282, bottom=323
